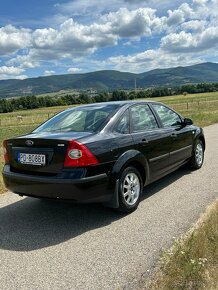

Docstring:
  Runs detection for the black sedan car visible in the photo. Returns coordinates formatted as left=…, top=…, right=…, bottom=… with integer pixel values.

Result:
left=2, top=101, right=205, bottom=213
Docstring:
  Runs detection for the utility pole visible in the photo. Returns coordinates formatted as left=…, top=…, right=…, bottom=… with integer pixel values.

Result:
left=134, top=78, right=137, bottom=92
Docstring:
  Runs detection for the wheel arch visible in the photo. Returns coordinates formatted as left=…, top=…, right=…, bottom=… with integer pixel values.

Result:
left=104, top=150, right=149, bottom=209
left=198, top=135, right=206, bottom=151
left=111, top=149, right=149, bottom=185
left=193, top=128, right=206, bottom=151
left=124, top=161, right=146, bottom=185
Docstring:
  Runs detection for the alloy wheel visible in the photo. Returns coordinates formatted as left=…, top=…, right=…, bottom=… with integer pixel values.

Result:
left=122, top=172, right=140, bottom=206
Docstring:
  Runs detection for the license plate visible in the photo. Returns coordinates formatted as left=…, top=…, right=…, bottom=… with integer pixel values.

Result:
left=18, top=153, right=46, bottom=166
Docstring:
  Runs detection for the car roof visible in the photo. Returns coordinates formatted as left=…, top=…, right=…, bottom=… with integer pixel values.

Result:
left=71, top=100, right=160, bottom=108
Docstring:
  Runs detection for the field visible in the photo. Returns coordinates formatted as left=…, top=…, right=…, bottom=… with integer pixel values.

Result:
left=0, top=91, right=218, bottom=193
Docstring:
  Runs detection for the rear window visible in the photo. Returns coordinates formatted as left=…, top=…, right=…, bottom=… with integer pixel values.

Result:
left=33, top=104, right=120, bottom=133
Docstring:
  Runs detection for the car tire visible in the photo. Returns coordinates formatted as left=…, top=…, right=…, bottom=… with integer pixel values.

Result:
left=117, top=166, right=143, bottom=213
left=189, top=139, right=204, bottom=169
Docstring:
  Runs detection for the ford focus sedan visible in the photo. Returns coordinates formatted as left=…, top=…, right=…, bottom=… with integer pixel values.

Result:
left=2, top=101, right=205, bottom=213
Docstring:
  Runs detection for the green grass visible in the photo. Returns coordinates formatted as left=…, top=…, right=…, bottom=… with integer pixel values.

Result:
left=146, top=199, right=218, bottom=290
left=0, top=91, right=218, bottom=193
left=146, top=91, right=218, bottom=104
left=0, top=125, right=36, bottom=193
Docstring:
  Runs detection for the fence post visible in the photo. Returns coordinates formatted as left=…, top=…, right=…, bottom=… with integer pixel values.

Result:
left=186, top=102, right=189, bottom=110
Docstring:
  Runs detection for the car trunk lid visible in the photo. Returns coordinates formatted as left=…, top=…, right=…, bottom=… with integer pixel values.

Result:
left=6, top=131, right=93, bottom=174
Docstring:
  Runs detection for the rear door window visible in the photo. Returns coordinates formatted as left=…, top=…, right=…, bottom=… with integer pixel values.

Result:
left=130, top=105, right=158, bottom=132
left=114, top=111, right=130, bottom=134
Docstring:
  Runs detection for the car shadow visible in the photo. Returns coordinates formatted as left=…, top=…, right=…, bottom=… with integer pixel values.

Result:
left=0, top=167, right=192, bottom=252
left=141, top=167, right=192, bottom=201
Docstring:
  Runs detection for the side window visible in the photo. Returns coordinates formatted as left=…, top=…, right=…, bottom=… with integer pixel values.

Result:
left=94, top=111, right=108, bottom=122
left=114, top=111, right=130, bottom=134
left=85, top=110, right=109, bottom=131
left=153, top=104, right=181, bottom=127
left=130, top=105, right=158, bottom=132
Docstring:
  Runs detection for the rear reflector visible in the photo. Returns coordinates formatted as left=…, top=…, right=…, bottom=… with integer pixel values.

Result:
left=3, top=140, right=10, bottom=164
left=64, top=140, right=99, bottom=167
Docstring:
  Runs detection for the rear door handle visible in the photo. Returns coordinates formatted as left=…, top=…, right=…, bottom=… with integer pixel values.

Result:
left=171, top=133, right=178, bottom=138
left=141, top=139, right=149, bottom=145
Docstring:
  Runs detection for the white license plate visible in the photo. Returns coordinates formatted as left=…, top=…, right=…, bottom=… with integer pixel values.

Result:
left=18, top=153, right=46, bottom=166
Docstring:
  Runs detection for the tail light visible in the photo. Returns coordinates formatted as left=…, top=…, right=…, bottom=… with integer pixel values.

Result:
left=3, top=140, right=10, bottom=164
left=64, top=140, right=99, bottom=167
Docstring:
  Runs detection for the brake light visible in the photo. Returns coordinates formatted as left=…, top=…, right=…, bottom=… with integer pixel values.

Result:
left=64, top=140, right=99, bottom=167
left=3, top=140, right=9, bottom=164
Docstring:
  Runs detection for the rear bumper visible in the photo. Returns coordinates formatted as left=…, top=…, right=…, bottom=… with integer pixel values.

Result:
left=2, top=165, right=113, bottom=203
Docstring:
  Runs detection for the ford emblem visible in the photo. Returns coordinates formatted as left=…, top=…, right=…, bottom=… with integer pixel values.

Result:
left=25, top=140, right=34, bottom=146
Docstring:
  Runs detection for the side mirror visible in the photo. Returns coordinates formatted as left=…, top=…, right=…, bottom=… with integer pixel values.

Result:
left=183, top=118, right=193, bottom=126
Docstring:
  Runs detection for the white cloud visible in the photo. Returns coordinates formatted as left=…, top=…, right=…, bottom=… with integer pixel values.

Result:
left=5, top=7, right=165, bottom=67
left=55, top=0, right=150, bottom=17
left=0, top=25, right=32, bottom=56
left=28, top=18, right=117, bottom=60
left=44, top=70, right=55, bottom=76
left=166, top=8, right=185, bottom=27
left=107, top=48, right=202, bottom=72
left=55, top=0, right=188, bottom=19
left=0, top=0, right=217, bottom=77
left=181, top=20, right=206, bottom=32
left=0, top=66, right=24, bottom=75
left=33, top=28, right=57, bottom=48
left=67, top=67, right=81, bottom=73
left=102, top=8, right=159, bottom=37
left=193, top=0, right=208, bottom=5
left=14, top=75, right=28, bottom=80
left=0, top=66, right=26, bottom=80
left=124, top=0, right=149, bottom=2
left=0, top=74, right=28, bottom=80
left=161, top=26, right=218, bottom=53
left=7, top=54, right=40, bottom=69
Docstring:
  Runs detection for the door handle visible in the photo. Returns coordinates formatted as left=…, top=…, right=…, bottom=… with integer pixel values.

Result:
left=171, top=133, right=178, bottom=138
left=141, top=139, right=149, bottom=145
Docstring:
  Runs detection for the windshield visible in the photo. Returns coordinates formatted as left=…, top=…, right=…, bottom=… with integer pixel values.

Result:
left=33, top=104, right=120, bottom=133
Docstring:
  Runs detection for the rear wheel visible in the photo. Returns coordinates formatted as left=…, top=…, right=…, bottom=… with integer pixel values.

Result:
left=117, top=166, right=143, bottom=213
left=189, top=139, right=204, bottom=169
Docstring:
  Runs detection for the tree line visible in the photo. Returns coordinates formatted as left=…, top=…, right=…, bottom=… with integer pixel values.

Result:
left=0, top=82, right=218, bottom=113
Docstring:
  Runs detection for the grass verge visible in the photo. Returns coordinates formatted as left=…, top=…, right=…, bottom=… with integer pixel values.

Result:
left=145, top=199, right=218, bottom=290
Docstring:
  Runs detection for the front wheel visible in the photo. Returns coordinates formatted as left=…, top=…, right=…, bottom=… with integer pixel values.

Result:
left=189, top=139, right=204, bottom=169
left=117, top=166, right=143, bottom=213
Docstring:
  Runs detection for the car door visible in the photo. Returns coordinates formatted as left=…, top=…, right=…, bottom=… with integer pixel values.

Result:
left=129, top=104, right=171, bottom=180
left=152, top=103, right=193, bottom=167
left=110, top=109, right=135, bottom=160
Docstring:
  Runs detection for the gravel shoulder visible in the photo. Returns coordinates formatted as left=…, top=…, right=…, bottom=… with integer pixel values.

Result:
left=0, top=124, right=218, bottom=290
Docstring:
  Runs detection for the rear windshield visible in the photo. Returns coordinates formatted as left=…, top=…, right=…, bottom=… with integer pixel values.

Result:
left=33, top=104, right=120, bottom=133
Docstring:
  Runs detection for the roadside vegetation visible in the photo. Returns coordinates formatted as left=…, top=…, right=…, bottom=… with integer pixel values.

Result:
left=145, top=199, right=218, bottom=290
left=1, top=91, right=218, bottom=193
left=0, top=82, right=218, bottom=113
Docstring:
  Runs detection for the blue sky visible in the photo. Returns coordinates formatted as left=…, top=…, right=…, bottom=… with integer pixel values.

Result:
left=0, top=0, right=217, bottom=79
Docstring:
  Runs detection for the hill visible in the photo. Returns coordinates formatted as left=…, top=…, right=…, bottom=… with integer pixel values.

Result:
left=0, top=62, right=218, bottom=98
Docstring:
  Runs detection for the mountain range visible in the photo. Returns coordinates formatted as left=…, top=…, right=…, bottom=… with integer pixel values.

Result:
left=0, top=62, right=218, bottom=98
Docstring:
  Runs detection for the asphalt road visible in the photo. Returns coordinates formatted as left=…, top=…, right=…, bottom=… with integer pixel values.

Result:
left=0, top=124, right=218, bottom=290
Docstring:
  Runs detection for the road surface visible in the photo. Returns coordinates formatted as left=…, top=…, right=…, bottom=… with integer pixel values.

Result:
left=0, top=123, right=218, bottom=290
